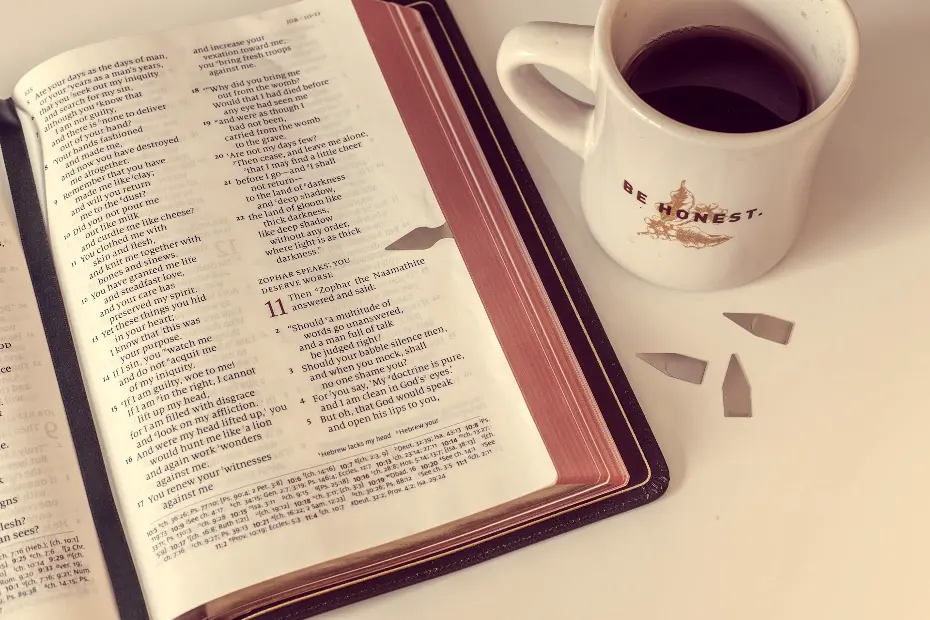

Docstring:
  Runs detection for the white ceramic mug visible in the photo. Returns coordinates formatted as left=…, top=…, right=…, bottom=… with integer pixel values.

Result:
left=497, top=0, right=859, bottom=291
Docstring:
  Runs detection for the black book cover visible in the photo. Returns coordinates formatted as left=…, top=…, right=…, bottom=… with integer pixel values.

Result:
left=0, top=1, right=668, bottom=618
left=0, top=100, right=149, bottom=619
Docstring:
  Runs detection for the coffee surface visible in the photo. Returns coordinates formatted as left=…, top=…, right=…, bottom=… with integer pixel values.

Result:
left=622, top=26, right=813, bottom=133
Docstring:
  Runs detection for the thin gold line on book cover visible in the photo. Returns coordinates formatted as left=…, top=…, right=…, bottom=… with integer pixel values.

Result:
left=241, top=3, right=653, bottom=618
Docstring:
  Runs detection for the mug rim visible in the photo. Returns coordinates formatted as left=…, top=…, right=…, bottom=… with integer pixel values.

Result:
left=594, top=0, right=861, bottom=145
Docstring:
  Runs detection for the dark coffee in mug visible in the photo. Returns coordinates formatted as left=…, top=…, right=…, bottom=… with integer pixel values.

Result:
left=621, top=26, right=815, bottom=133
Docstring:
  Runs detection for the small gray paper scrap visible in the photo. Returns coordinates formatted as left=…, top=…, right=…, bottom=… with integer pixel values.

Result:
left=636, top=353, right=707, bottom=385
left=722, top=354, right=752, bottom=418
left=385, top=222, right=453, bottom=251
left=724, top=313, right=794, bottom=345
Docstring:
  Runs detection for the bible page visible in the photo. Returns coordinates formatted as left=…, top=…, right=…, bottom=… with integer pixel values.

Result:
left=0, top=192, right=118, bottom=618
left=12, top=1, right=556, bottom=618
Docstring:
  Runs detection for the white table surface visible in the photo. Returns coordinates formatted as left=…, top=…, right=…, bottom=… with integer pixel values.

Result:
left=3, top=0, right=929, bottom=618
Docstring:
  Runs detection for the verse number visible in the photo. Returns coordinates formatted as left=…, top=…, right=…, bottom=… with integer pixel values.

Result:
left=265, top=298, right=288, bottom=318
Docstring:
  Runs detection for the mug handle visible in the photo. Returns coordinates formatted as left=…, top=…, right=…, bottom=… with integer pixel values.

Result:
left=497, top=22, right=596, bottom=158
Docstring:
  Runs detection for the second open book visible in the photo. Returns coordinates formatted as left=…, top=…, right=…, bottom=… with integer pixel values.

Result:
left=0, top=0, right=668, bottom=618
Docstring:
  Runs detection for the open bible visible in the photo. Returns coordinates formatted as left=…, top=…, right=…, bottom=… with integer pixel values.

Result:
left=0, top=0, right=668, bottom=618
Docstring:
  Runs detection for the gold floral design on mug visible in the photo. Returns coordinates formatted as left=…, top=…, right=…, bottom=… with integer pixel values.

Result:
left=639, top=181, right=732, bottom=249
